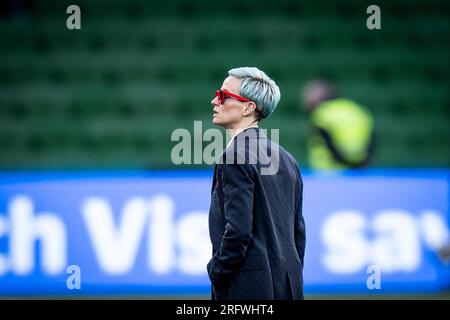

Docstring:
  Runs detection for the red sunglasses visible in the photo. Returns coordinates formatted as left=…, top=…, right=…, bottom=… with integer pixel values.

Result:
left=215, top=89, right=252, bottom=106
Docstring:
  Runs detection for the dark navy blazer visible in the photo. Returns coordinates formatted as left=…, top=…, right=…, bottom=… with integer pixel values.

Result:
left=207, top=127, right=306, bottom=300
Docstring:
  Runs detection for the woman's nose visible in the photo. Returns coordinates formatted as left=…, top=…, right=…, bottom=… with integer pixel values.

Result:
left=211, top=96, right=219, bottom=107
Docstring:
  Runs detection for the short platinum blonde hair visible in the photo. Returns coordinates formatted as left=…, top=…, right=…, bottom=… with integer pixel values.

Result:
left=228, top=67, right=281, bottom=119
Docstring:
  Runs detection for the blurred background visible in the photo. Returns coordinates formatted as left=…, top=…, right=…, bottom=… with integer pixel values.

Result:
left=0, top=0, right=449, bottom=299
left=0, top=0, right=448, bottom=169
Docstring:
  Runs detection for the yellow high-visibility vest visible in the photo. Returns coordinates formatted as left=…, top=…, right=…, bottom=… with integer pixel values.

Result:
left=308, top=98, right=374, bottom=170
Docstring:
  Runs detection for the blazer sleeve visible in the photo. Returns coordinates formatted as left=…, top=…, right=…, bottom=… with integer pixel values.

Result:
left=294, top=173, right=306, bottom=268
left=207, top=162, right=255, bottom=286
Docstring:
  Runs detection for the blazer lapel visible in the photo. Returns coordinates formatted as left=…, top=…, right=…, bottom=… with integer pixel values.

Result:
left=211, top=164, right=218, bottom=194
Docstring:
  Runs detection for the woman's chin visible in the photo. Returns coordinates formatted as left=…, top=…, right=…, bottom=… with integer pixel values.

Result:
left=212, top=117, right=223, bottom=125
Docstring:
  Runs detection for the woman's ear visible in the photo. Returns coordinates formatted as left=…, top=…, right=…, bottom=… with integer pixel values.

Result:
left=244, top=102, right=257, bottom=116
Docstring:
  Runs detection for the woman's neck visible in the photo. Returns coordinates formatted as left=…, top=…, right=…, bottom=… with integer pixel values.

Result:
left=228, top=118, right=259, bottom=137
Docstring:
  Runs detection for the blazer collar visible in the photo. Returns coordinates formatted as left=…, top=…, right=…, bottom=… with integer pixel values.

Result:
left=225, top=125, right=260, bottom=150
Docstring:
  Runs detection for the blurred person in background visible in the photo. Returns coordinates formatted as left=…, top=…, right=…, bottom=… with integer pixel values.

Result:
left=207, top=67, right=306, bottom=300
left=300, top=79, right=375, bottom=170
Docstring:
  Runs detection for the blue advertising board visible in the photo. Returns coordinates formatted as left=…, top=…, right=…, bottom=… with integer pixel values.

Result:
left=0, top=169, right=448, bottom=296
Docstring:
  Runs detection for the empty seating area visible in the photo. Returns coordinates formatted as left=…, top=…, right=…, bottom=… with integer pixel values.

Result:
left=0, top=0, right=448, bottom=168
